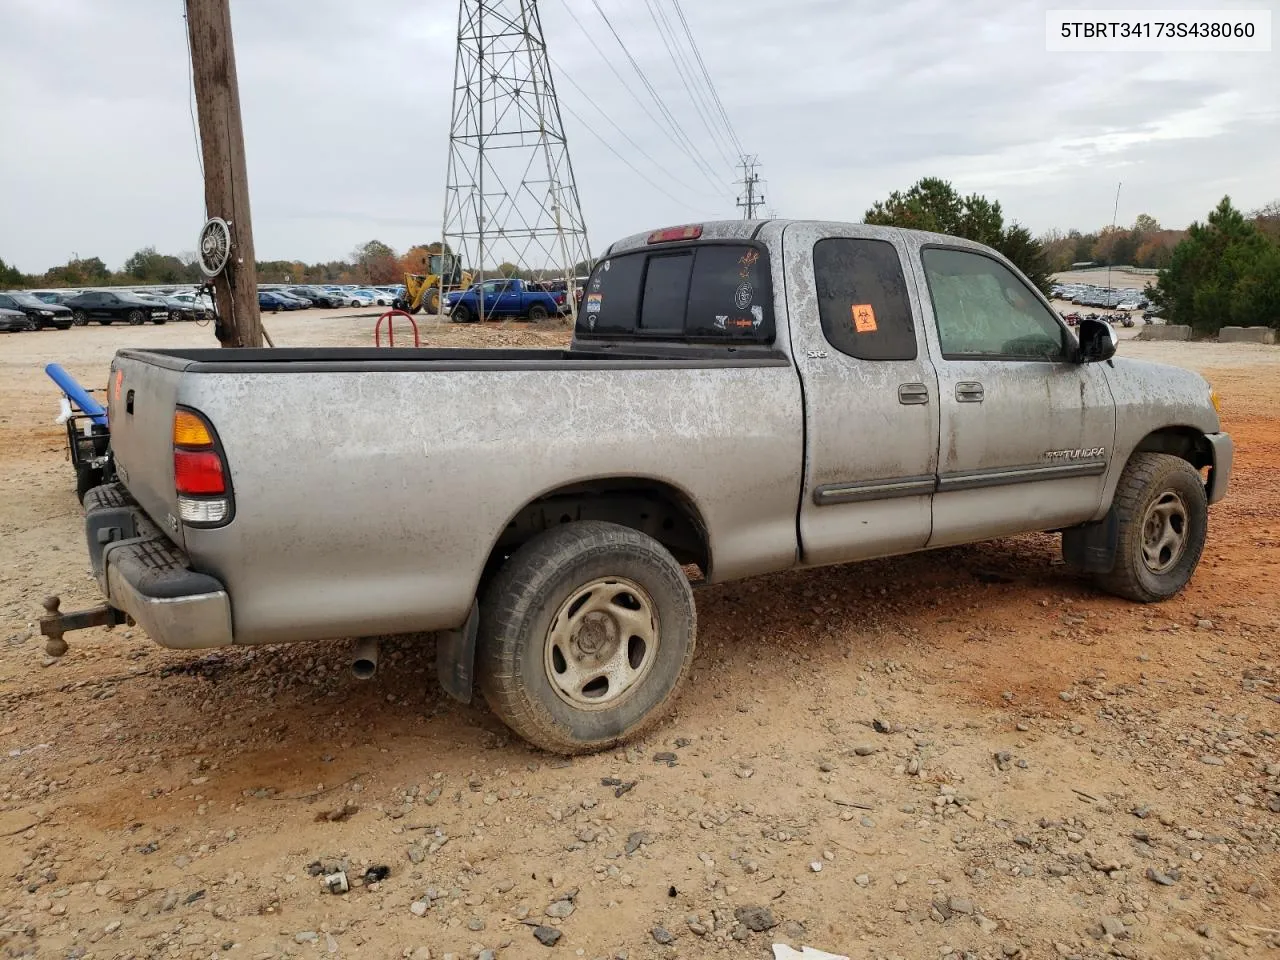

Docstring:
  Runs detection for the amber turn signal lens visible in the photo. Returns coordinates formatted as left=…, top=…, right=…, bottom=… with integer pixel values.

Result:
left=173, top=410, right=214, bottom=448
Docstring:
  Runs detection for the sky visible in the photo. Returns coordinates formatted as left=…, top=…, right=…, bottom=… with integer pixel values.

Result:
left=1, top=0, right=1277, bottom=273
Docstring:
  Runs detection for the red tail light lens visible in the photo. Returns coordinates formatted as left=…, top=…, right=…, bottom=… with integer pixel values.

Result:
left=647, top=224, right=702, bottom=244
left=174, top=450, right=225, bottom=495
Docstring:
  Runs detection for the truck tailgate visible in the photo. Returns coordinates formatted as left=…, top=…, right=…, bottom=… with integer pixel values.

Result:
left=107, top=353, right=185, bottom=550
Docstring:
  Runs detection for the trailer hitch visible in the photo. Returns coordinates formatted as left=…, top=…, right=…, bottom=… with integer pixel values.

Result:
left=39, top=596, right=127, bottom=658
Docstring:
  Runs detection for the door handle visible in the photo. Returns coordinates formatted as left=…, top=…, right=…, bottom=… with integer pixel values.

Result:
left=955, top=381, right=985, bottom=403
left=897, top=383, right=929, bottom=405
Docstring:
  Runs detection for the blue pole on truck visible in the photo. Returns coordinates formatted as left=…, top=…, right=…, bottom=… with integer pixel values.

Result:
left=44, top=363, right=109, bottom=427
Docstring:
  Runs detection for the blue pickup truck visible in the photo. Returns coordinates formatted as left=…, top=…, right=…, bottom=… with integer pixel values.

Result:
left=445, top=278, right=565, bottom=323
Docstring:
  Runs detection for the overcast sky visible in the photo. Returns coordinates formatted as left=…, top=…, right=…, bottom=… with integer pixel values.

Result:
left=1, top=0, right=1277, bottom=273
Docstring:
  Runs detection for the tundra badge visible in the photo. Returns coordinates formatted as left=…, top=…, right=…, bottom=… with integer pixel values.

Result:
left=1044, top=447, right=1105, bottom=460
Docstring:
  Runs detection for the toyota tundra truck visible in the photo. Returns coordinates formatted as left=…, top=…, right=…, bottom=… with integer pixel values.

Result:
left=42, top=221, right=1232, bottom=754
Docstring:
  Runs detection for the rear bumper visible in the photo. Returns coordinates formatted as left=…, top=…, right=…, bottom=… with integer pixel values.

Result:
left=1205, top=432, right=1233, bottom=505
left=84, top=484, right=233, bottom=649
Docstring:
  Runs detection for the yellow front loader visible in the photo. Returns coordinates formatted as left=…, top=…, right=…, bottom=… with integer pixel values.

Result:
left=395, top=254, right=473, bottom=315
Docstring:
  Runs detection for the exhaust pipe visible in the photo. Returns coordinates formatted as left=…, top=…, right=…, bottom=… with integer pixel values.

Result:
left=352, top=638, right=379, bottom=680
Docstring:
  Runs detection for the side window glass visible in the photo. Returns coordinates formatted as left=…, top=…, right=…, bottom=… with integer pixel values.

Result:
left=813, top=238, right=917, bottom=360
left=640, top=253, right=692, bottom=332
left=922, top=248, right=1066, bottom=360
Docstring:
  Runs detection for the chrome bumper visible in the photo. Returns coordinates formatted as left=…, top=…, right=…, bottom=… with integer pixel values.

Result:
left=1205, top=432, right=1233, bottom=505
left=85, top=484, right=233, bottom=650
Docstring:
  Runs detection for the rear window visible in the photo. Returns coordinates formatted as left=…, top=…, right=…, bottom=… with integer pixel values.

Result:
left=578, top=242, right=774, bottom=342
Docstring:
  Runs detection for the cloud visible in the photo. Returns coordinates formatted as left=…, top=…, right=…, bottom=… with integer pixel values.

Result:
left=0, top=0, right=1276, bottom=273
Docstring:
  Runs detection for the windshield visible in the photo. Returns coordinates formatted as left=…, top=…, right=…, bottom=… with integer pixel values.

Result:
left=7, top=292, right=45, bottom=307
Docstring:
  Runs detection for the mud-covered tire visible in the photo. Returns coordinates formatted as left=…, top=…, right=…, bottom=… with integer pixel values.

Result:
left=477, top=521, right=696, bottom=755
left=1094, top=453, right=1208, bottom=603
left=425, top=289, right=440, bottom=314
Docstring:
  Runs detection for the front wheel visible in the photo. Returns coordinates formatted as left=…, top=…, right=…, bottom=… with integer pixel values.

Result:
left=450, top=304, right=473, bottom=324
left=477, top=521, right=696, bottom=755
left=1092, top=453, right=1208, bottom=603
left=425, top=289, right=440, bottom=314
left=127, top=309, right=144, bottom=326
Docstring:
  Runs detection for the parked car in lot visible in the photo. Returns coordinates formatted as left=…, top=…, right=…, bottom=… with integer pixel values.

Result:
left=445, top=278, right=563, bottom=322
left=169, top=292, right=214, bottom=320
left=258, top=291, right=300, bottom=312
left=0, top=307, right=34, bottom=332
left=0, top=291, right=74, bottom=329
left=134, top=291, right=202, bottom=323
left=63, top=290, right=168, bottom=325
left=53, top=220, right=1232, bottom=754
left=340, top=291, right=375, bottom=308
left=288, top=287, right=340, bottom=308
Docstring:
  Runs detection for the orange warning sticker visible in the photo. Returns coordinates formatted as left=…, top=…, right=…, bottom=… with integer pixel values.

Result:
left=852, top=303, right=877, bottom=333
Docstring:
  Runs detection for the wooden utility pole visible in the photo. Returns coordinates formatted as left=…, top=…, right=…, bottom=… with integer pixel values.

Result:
left=184, top=0, right=263, bottom=348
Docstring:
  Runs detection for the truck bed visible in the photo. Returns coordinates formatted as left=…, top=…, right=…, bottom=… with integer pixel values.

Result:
left=106, top=343, right=804, bottom=645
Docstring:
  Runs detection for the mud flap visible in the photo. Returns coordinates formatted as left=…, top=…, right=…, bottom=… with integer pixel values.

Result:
left=1062, top=508, right=1119, bottom=574
left=436, top=600, right=478, bottom=704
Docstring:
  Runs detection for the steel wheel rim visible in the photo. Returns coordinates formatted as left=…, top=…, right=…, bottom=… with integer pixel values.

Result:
left=1141, top=491, right=1189, bottom=574
left=543, top=576, right=660, bottom=710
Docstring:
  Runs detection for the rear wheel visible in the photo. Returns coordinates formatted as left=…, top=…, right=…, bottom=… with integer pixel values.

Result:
left=1093, top=453, right=1208, bottom=603
left=127, top=309, right=144, bottom=326
left=477, top=521, right=696, bottom=755
left=425, top=289, right=440, bottom=314
left=527, top=304, right=549, bottom=322
left=71, top=310, right=88, bottom=326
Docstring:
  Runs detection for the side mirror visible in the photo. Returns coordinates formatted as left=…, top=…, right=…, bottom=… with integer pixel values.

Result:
left=1077, top=317, right=1117, bottom=363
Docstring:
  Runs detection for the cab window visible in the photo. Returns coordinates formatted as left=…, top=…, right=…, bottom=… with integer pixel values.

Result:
left=922, top=248, right=1066, bottom=361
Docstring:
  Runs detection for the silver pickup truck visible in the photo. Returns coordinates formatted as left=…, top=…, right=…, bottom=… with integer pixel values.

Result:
left=44, top=221, right=1232, bottom=754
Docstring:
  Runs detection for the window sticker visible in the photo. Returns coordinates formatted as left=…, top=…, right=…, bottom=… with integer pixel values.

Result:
left=852, top=303, right=878, bottom=333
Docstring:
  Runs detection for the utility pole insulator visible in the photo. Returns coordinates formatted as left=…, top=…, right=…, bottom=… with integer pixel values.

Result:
left=185, top=0, right=263, bottom=348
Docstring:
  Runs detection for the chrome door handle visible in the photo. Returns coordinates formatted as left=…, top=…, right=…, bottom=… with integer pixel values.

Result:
left=955, top=381, right=985, bottom=403
left=898, top=383, right=929, bottom=405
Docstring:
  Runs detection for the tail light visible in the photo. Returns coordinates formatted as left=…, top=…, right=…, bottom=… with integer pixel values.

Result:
left=554, top=293, right=565, bottom=304
left=647, top=224, right=702, bottom=244
left=173, top=408, right=233, bottom=525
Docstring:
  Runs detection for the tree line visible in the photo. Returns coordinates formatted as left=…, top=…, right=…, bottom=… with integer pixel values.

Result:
left=0, top=239, right=594, bottom=292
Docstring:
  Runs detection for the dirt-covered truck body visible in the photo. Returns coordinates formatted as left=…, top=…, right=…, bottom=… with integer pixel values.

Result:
left=48, top=220, right=1232, bottom=753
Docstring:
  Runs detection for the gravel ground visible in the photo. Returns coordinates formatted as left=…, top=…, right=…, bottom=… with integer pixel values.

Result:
left=1, top=315, right=1277, bottom=960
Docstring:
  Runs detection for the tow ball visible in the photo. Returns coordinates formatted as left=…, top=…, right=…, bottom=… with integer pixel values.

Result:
left=38, top=596, right=127, bottom=658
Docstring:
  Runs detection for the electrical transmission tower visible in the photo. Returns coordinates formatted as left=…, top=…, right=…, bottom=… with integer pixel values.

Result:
left=736, top=155, right=764, bottom=219
left=442, top=0, right=591, bottom=319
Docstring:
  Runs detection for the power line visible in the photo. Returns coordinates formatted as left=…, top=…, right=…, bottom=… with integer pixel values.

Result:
left=669, top=0, right=744, bottom=157
left=554, top=0, right=730, bottom=202
left=641, top=0, right=736, bottom=170
left=560, top=101, right=723, bottom=218
left=586, top=0, right=730, bottom=197
left=550, top=55, right=707, bottom=201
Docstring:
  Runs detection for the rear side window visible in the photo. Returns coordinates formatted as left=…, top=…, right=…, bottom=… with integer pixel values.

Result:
left=578, top=243, right=774, bottom=342
left=813, top=238, right=917, bottom=361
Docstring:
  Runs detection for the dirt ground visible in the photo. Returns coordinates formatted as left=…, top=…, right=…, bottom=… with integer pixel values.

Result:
left=1, top=315, right=1277, bottom=960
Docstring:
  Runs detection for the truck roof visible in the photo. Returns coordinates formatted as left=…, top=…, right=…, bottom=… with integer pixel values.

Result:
left=604, top=220, right=991, bottom=256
